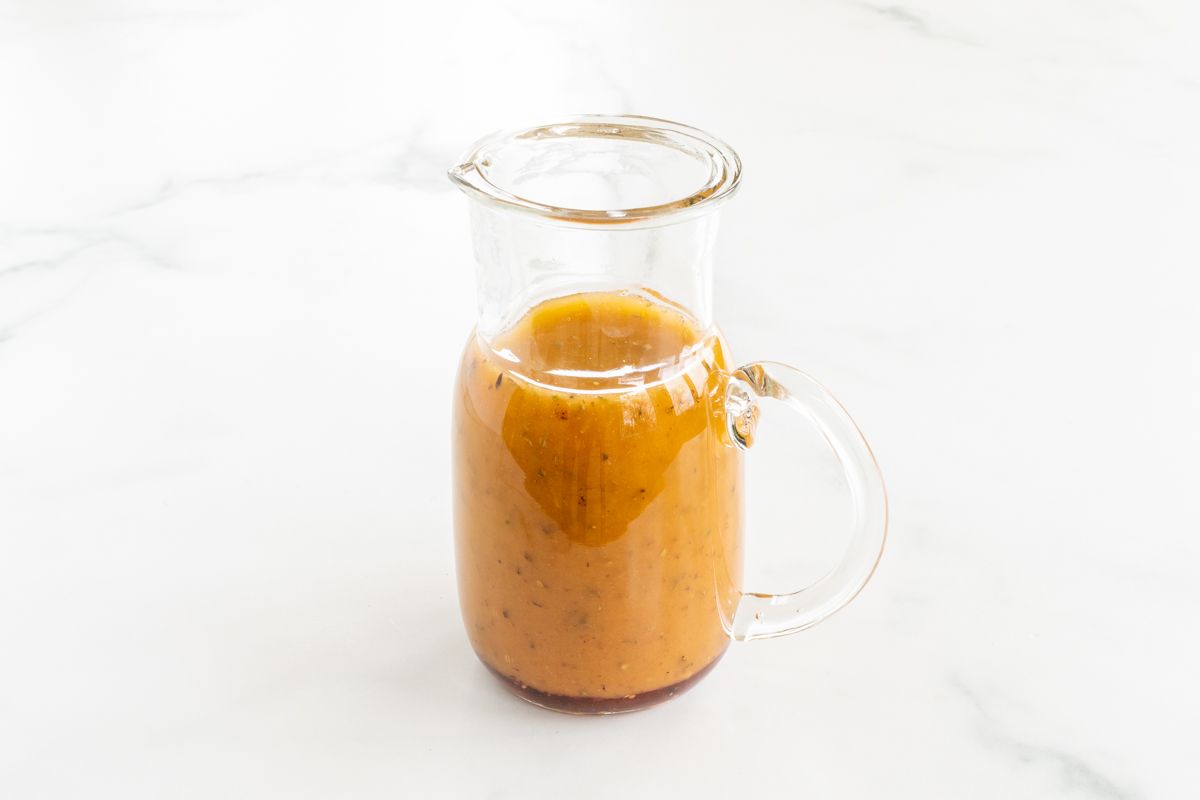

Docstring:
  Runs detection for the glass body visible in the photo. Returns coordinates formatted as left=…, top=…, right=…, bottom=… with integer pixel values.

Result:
left=454, top=291, right=741, bottom=710
left=449, top=116, right=888, bottom=713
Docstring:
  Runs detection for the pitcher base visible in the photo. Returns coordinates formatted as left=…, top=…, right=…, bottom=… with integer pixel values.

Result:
left=481, top=654, right=724, bottom=715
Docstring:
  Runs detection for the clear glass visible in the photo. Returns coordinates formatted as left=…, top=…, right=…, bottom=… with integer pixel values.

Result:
left=449, top=115, right=887, bottom=714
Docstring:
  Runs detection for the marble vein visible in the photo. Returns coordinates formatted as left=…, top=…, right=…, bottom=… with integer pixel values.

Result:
left=0, top=226, right=174, bottom=341
left=851, top=2, right=981, bottom=47
left=107, top=129, right=449, bottom=220
left=950, top=675, right=1139, bottom=800
left=0, top=226, right=175, bottom=275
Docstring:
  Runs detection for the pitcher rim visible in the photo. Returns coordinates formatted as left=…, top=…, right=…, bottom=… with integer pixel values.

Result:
left=447, top=114, right=742, bottom=228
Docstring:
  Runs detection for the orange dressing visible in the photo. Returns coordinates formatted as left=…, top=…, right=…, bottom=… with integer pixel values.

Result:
left=453, top=291, right=743, bottom=702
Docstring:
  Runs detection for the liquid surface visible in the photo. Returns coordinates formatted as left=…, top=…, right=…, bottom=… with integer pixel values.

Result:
left=453, top=291, right=743, bottom=706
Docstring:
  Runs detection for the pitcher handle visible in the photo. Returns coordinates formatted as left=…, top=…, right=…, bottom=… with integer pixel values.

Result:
left=724, top=362, right=888, bottom=640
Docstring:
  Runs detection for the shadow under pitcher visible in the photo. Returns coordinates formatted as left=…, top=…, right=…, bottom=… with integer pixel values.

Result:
left=447, top=116, right=888, bottom=714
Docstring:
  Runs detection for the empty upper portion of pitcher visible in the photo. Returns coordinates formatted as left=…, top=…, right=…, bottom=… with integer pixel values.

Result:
left=448, top=115, right=743, bottom=338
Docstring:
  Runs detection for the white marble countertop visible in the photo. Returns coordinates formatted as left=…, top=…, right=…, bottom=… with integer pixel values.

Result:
left=2, top=1, right=1198, bottom=797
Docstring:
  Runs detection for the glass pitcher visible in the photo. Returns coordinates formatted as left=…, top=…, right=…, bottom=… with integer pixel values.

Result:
left=448, top=115, right=887, bottom=714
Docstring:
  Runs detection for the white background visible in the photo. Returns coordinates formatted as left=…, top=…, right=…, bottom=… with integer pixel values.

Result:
left=2, top=1, right=1198, bottom=797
